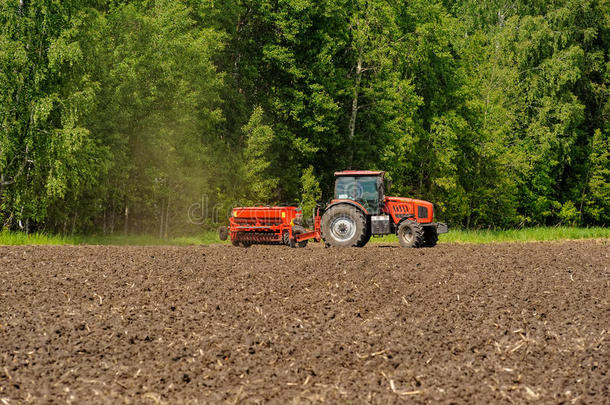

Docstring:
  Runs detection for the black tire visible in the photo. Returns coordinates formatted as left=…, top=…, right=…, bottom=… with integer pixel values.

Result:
left=218, top=226, right=229, bottom=241
left=290, top=225, right=308, bottom=248
left=397, top=220, right=425, bottom=248
left=422, top=226, right=438, bottom=247
left=356, top=228, right=371, bottom=247
left=320, top=204, right=367, bottom=247
left=282, top=230, right=290, bottom=246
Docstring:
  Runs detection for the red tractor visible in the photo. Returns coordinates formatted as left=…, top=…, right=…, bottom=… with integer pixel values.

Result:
left=219, top=170, right=447, bottom=248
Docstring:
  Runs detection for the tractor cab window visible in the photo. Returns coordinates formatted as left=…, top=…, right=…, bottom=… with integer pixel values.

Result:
left=335, top=176, right=381, bottom=214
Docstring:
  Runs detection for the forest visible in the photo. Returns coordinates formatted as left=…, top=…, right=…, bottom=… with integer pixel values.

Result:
left=0, top=0, right=608, bottom=236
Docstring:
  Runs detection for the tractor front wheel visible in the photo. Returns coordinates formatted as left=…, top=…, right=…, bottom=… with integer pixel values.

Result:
left=321, top=204, right=367, bottom=247
left=397, top=221, right=424, bottom=248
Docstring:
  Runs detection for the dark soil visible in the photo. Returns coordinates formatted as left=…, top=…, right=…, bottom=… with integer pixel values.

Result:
left=0, top=241, right=608, bottom=404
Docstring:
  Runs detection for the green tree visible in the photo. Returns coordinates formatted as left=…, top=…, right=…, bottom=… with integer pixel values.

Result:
left=1, top=0, right=609, bottom=234
left=0, top=0, right=108, bottom=232
left=242, top=106, right=279, bottom=204
left=87, top=0, right=226, bottom=235
left=300, top=165, right=321, bottom=221
left=582, top=130, right=609, bottom=224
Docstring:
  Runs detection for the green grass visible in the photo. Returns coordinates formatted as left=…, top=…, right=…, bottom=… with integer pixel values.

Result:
left=0, top=226, right=607, bottom=246
left=371, top=226, right=610, bottom=244
left=0, top=229, right=224, bottom=246
left=0, top=230, right=75, bottom=245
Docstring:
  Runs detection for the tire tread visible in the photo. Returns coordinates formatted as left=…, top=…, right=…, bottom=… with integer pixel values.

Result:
left=320, top=205, right=367, bottom=247
left=397, top=220, right=425, bottom=248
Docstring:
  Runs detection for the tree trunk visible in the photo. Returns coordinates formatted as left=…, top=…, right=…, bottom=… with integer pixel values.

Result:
left=159, top=199, right=165, bottom=239
left=71, top=212, right=77, bottom=235
left=348, top=56, right=363, bottom=169
left=578, top=162, right=592, bottom=225
left=124, top=204, right=129, bottom=235
left=110, top=200, right=115, bottom=234
left=164, top=196, right=170, bottom=239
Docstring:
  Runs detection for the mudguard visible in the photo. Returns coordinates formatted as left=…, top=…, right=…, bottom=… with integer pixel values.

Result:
left=326, top=199, right=368, bottom=216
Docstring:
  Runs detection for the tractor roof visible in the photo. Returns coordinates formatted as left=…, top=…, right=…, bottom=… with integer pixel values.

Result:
left=334, top=170, right=385, bottom=177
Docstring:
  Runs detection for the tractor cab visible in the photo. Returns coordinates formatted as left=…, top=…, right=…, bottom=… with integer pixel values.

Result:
left=333, top=170, right=385, bottom=214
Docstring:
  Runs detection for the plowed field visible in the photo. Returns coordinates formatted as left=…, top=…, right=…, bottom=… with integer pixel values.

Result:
left=1, top=241, right=608, bottom=404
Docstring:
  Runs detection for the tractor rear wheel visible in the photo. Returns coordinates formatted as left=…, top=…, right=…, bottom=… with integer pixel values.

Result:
left=321, top=204, right=367, bottom=247
left=356, top=228, right=371, bottom=247
left=290, top=225, right=308, bottom=248
left=422, top=226, right=438, bottom=247
left=397, top=221, right=424, bottom=248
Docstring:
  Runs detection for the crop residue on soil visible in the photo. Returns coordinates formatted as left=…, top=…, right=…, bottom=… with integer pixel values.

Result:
left=0, top=241, right=608, bottom=403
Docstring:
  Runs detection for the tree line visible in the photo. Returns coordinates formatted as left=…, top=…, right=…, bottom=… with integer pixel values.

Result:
left=0, top=0, right=608, bottom=235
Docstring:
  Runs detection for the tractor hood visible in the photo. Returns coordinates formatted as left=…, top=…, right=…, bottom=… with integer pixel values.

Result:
left=384, top=196, right=434, bottom=223
left=385, top=196, right=432, bottom=205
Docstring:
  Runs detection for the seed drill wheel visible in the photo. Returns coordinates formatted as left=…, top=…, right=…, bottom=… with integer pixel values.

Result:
left=397, top=220, right=424, bottom=248
left=290, top=225, right=308, bottom=248
left=218, top=226, right=229, bottom=241
left=320, top=204, right=367, bottom=247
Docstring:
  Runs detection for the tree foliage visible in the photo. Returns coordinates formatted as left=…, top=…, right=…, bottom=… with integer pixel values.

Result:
left=300, top=165, right=321, bottom=221
left=0, top=0, right=608, bottom=234
left=242, top=106, right=279, bottom=204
